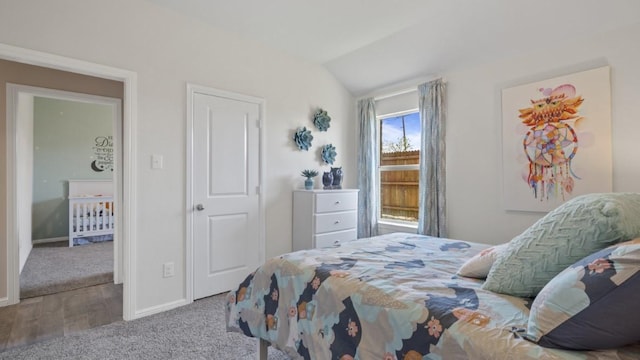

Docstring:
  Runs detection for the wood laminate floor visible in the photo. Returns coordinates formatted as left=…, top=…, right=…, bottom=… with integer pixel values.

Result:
left=0, top=283, right=122, bottom=351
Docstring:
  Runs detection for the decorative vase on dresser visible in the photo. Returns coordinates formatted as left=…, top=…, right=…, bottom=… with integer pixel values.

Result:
left=292, top=189, right=359, bottom=251
left=304, top=178, right=314, bottom=190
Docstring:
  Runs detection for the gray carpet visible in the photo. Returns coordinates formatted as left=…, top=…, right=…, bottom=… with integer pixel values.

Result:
left=0, top=293, right=290, bottom=360
left=20, top=241, right=113, bottom=299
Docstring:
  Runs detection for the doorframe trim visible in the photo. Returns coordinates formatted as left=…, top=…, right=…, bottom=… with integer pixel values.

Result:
left=185, top=83, right=266, bottom=303
left=0, top=43, right=138, bottom=320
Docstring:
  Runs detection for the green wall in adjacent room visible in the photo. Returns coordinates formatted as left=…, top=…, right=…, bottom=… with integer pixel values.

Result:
left=32, top=97, right=113, bottom=241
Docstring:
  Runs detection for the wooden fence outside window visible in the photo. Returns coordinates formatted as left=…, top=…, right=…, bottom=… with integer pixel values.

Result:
left=380, top=150, right=419, bottom=222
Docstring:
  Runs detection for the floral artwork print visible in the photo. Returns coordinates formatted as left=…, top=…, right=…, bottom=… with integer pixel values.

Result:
left=518, top=84, right=584, bottom=201
left=501, top=66, right=612, bottom=212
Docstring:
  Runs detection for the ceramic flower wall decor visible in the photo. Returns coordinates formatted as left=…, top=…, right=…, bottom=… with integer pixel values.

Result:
left=293, top=127, right=313, bottom=151
left=321, top=144, right=337, bottom=164
left=313, top=108, right=331, bottom=132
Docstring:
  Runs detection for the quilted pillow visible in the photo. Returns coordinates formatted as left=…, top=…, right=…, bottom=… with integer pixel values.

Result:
left=457, top=244, right=507, bottom=278
left=525, top=239, right=640, bottom=350
left=483, top=192, right=640, bottom=297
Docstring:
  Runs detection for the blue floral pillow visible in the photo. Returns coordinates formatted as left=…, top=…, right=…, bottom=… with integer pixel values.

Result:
left=525, top=239, right=640, bottom=350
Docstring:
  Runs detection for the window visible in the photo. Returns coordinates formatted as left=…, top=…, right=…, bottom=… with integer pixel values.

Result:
left=378, top=110, right=421, bottom=224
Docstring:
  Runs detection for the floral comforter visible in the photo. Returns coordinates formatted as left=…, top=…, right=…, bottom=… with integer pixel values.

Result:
left=225, top=233, right=640, bottom=359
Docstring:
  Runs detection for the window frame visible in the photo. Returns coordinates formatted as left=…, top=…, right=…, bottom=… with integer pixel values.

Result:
left=376, top=108, right=420, bottom=229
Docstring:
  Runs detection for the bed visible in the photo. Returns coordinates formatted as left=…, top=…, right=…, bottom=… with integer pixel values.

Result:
left=226, top=193, right=640, bottom=360
left=68, top=179, right=115, bottom=247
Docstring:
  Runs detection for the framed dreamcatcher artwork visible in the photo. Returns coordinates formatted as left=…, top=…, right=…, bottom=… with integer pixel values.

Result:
left=501, top=66, right=612, bottom=212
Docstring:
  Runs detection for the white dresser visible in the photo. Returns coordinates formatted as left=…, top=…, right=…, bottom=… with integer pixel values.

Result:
left=292, top=189, right=359, bottom=250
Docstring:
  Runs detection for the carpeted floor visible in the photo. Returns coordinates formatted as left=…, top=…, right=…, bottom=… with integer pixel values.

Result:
left=0, top=293, right=290, bottom=360
left=20, top=241, right=114, bottom=299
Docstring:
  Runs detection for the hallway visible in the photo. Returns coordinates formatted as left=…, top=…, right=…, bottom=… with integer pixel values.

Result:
left=0, top=283, right=122, bottom=351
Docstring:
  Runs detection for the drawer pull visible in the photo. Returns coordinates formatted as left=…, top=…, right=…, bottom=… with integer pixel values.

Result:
left=334, top=220, right=341, bottom=224
left=335, top=201, right=341, bottom=205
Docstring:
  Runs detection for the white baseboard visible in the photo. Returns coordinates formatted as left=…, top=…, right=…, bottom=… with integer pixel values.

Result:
left=0, top=296, right=15, bottom=307
left=133, top=298, right=191, bottom=320
left=32, top=236, right=68, bottom=244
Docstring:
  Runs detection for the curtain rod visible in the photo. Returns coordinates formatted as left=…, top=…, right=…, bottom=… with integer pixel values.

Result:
left=373, top=87, right=416, bottom=101
left=360, top=76, right=447, bottom=102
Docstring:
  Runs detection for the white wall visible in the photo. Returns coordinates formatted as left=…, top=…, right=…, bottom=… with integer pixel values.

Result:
left=444, top=21, right=640, bottom=245
left=0, top=0, right=355, bottom=313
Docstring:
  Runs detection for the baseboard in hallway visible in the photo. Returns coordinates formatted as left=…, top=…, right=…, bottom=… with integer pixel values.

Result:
left=32, top=240, right=67, bottom=248
left=31, top=237, right=69, bottom=247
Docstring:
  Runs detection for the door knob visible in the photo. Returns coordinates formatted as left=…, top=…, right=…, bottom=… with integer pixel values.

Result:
left=196, top=204, right=205, bottom=211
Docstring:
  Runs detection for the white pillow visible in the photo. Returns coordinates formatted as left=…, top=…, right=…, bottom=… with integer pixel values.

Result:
left=457, top=243, right=508, bottom=278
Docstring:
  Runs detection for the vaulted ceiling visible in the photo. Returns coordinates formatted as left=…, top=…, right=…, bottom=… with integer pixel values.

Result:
left=147, top=0, right=640, bottom=96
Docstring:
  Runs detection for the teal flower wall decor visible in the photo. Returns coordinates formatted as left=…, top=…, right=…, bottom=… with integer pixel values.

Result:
left=293, top=127, right=313, bottom=151
left=313, top=108, right=331, bottom=132
left=321, top=144, right=337, bottom=164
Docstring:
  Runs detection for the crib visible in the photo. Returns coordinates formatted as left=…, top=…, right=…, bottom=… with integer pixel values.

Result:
left=68, top=179, right=115, bottom=247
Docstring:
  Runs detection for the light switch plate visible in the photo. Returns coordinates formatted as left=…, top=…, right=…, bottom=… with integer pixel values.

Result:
left=151, top=154, right=163, bottom=169
left=163, top=262, right=174, bottom=278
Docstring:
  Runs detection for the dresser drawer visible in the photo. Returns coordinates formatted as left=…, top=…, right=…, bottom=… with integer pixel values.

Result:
left=315, top=229, right=357, bottom=248
left=315, top=192, right=357, bottom=213
left=293, top=189, right=359, bottom=252
left=314, top=211, right=357, bottom=233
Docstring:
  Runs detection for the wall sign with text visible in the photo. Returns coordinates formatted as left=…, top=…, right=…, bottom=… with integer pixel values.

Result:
left=91, top=135, right=113, bottom=172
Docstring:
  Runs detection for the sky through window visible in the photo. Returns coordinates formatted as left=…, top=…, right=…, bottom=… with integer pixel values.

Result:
left=381, top=112, right=421, bottom=153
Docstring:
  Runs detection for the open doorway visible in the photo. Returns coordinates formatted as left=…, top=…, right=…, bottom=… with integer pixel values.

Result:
left=9, top=86, right=123, bottom=299
left=1, top=44, right=137, bottom=324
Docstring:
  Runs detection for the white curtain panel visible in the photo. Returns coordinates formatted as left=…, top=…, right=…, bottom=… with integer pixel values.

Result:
left=357, top=98, right=378, bottom=238
left=417, top=79, right=447, bottom=237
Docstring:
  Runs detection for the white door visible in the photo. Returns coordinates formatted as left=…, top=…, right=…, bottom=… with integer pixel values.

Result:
left=193, top=91, right=261, bottom=300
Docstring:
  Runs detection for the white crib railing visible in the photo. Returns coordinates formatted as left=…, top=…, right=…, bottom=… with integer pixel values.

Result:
left=68, top=196, right=115, bottom=247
